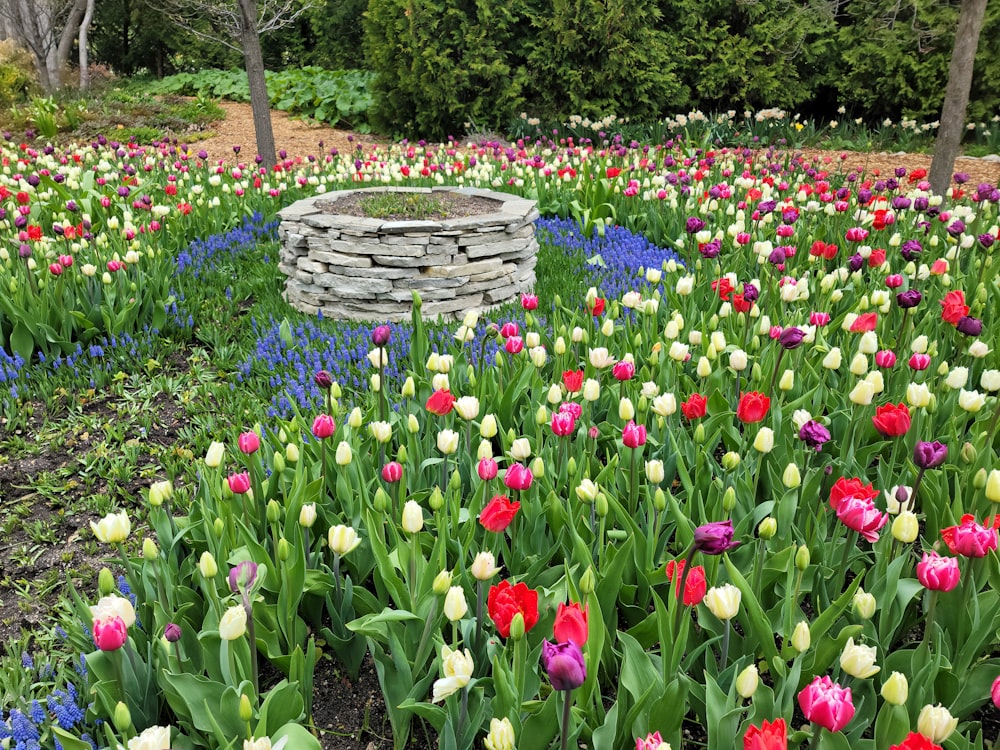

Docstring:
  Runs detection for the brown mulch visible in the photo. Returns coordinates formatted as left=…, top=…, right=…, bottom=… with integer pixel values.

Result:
left=192, top=101, right=1000, bottom=188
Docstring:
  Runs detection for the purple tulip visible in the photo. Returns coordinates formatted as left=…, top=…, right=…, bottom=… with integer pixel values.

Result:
left=693, top=519, right=740, bottom=555
left=314, top=370, right=333, bottom=389
left=778, top=327, right=805, bottom=350
left=799, top=420, right=832, bottom=451
left=900, top=240, right=923, bottom=261
left=913, top=441, right=947, bottom=470
left=685, top=216, right=705, bottom=234
left=164, top=623, right=182, bottom=642
left=848, top=253, right=864, bottom=272
left=371, top=325, right=392, bottom=347
left=743, top=283, right=759, bottom=302
left=979, top=234, right=995, bottom=249
left=541, top=639, right=586, bottom=691
left=956, top=316, right=983, bottom=336
left=895, top=289, right=922, bottom=309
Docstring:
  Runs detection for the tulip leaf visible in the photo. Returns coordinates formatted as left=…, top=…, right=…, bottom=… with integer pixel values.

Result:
left=10, top=321, right=34, bottom=362
left=723, top=554, right=779, bottom=664
left=50, top=728, right=93, bottom=750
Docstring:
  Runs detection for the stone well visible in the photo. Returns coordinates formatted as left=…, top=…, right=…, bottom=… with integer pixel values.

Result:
left=276, top=186, right=539, bottom=321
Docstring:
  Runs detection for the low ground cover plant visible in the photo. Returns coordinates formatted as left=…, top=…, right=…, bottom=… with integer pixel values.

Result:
left=1, top=120, right=999, bottom=750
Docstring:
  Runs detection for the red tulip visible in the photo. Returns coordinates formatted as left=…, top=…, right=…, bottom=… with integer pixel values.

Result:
left=479, top=494, right=520, bottom=532
left=871, top=402, right=910, bottom=437
left=940, top=290, right=969, bottom=325
left=562, top=370, right=584, bottom=393
left=520, top=293, right=538, bottom=310
left=736, top=392, right=770, bottom=423
left=849, top=312, right=877, bottom=333
left=744, top=718, right=787, bottom=750
left=681, top=393, right=707, bottom=420
left=889, top=732, right=943, bottom=750
left=664, top=559, right=706, bottom=606
left=487, top=580, right=539, bottom=638
left=590, top=297, right=606, bottom=316
left=425, top=389, right=456, bottom=416
left=553, top=601, right=588, bottom=645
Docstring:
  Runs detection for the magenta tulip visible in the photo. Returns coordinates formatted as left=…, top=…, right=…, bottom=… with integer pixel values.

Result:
left=798, top=675, right=854, bottom=733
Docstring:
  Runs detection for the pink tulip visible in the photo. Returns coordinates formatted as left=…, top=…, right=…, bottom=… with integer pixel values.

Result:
left=874, top=350, right=897, bottom=368
left=93, top=616, right=128, bottom=651
left=833, top=494, right=887, bottom=542
left=809, top=311, right=831, bottom=327
left=798, top=675, right=854, bottom=733
left=477, top=458, right=498, bottom=481
left=612, top=361, right=636, bottom=381
left=503, top=463, right=534, bottom=491
left=916, top=551, right=960, bottom=592
left=238, top=431, right=260, bottom=454
left=885, top=274, right=904, bottom=288
left=622, top=420, right=647, bottom=449
left=505, top=336, right=524, bottom=354
left=908, top=353, right=930, bottom=371
left=520, top=294, right=538, bottom=311
left=551, top=412, right=576, bottom=437
left=991, top=675, right=1000, bottom=710
left=636, top=732, right=666, bottom=750
left=312, top=414, right=335, bottom=439
left=382, top=461, right=403, bottom=483
left=499, top=322, right=520, bottom=339
left=227, top=471, right=251, bottom=495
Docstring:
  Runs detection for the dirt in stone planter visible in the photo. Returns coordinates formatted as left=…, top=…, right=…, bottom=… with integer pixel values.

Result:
left=316, top=191, right=502, bottom=222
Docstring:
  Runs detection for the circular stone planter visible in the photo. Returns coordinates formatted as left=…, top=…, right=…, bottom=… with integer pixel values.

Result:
left=277, top=186, right=539, bottom=322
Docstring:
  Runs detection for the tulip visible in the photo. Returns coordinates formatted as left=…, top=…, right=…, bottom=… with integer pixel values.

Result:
left=693, top=519, right=740, bottom=554
left=881, top=672, right=909, bottom=705
left=401, top=501, right=424, bottom=534
left=913, top=441, right=947, bottom=469
left=382, top=461, right=403, bottom=483
left=985, top=469, right=1000, bottom=502
left=478, top=457, right=499, bottom=481
left=228, top=561, right=258, bottom=594
left=128, top=725, right=172, bottom=750
left=916, top=704, right=958, bottom=743
left=891, top=511, right=919, bottom=542
left=840, top=637, right=879, bottom=678
left=218, top=605, right=248, bottom=640
left=541, top=639, right=586, bottom=691
left=791, top=621, right=811, bottom=653
left=798, top=675, right=854, bottom=733
left=622, top=420, right=647, bottom=448
left=916, top=551, right=960, bottom=591
left=471, top=551, right=501, bottom=580
left=636, top=731, right=671, bottom=750
left=553, top=601, right=589, bottom=645
left=753, top=427, right=775, bottom=453
left=991, top=675, right=1000, bottom=710
left=312, top=414, right=335, bottom=439
left=503, top=463, right=533, bottom=491
left=509, top=437, right=531, bottom=460
left=704, top=584, right=741, bottom=621
left=444, top=586, right=469, bottom=622
left=941, top=515, right=999, bottom=557
left=237, top=431, right=260, bottom=454
left=436, top=430, right=459, bottom=455
left=743, top=718, right=786, bottom=750
left=432, top=644, right=474, bottom=702
left=328, top=525, right=362, bottom=556
left=735, top=664, right=759, bottom=699
left=484, top=717, right=516, bottom=750
left=90, top=511, right=131, bottom=544
left=227, top=471, right=251, bottom=495
left=645, top=459, right=665, bottom=483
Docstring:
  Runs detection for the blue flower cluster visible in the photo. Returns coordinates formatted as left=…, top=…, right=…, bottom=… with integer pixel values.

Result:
left=175, top=212, right=279, bottom=278
left=0, top=654, right=93, bottom=750
left=0, top=347, right=25, bottom=398
left=536, top=216, right=682, bottom=302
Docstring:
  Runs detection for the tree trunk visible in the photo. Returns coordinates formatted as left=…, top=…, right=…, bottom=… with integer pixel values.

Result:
left=928, top=0, right=988, bottom=197
left=238, top=0, right=276, bottom=170
left=78, top=0, right=95, bottom=89
left=56, top=0, right=86, bottom=79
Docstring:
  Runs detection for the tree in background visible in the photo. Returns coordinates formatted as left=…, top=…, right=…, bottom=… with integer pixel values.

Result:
left=929, top=0, right=989, bottom=195
left=0, top=0, right=88, bottom=91
left=150, top=0, right=311, bottom=168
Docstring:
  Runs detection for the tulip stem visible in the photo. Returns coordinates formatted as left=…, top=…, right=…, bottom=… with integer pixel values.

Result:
left=245, top=601, right=259, bottom=697
left=559, top=689, right=573, bottom=750
left=751, top=537, right=765, bottom=598
left=475, top=580, right=484, bottom=653
left=907, top=467, right=926, bottom=513
left=720, top=619, right=731, bottom=670
left=833, top=528, right=858, bottom=598
left=767, top=349, right=786, bottom=400
left=513, top=633, right=526, bottom=703
left=409, top=535, right=419, bottom=610
left=922, top=589, right=938, bottom=648
left=629, top=447, right=638, bottom=514
left=333, top=552, right=342, bottom=602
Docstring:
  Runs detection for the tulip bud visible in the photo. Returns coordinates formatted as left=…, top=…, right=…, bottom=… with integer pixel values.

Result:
left=619, top=397, right=635, bottom=421
left=509, top=612, right=526, bottom=641
left=373, top=487, right=389, bottom=513
left=595, top=493, right=609, bottom=517
left=407, top=414, right=420, bottom=433
left=567, top=457, right=577, bottom=477
left=579, top=566, right=596, bottom=595
left=285, top=443, right=299, bottom=463
left=205, top=441, right=225, bottom=468
left=694, top=423, right=705, bottom=444
left=199, top=551, right=218, bottom=578
left=722, top=486, right=736, bottom=512
left=852, top=589, right=876, bottom=620
left=113, top=702, right=133, bottom=733
left=721, top=451, right=741, bottom=471
left=758, top=517, right=777, bottom=540
left=98, top=567, right=116, bottom=596
left=142, top=538, right=158, bottom=561
left=402, top=501, right=423, bottom=533
left=961, top=442, right=977, bottom=464
left=881, top=671, right=909, bottom=705
left=272, top=451, right=285, bottom=474
left=753, top=427, right=774, bottom=453
left=583, top=378, right=600, bottom=401
left=795, top=545, right=810, bottom=571
left=653, top=488, right=666, bottom=511
left=444, top=586, right=469, bottom=622
left=736, top=664, right=759, bottom=698
left=299, top=503, right=317, bottom=528
left=535, top=404, right=549, bottom=425
left=531, top=457, right=545, bottom=478
left=985, top=469, right=1000, bottom=501
left=429, top=486, right=444, bottom=511
left=433, top=570, right=453, bottom=594
left=891, top=511, right=919, bottom=543
left=213, top=518, right=225, bottom=537
left=778, top=369, right=794, bottom=391
left=645, top=459, right=665, bottom=483
left=791, top=620, right=811, bottom=653
left=401, top=376, right=416, bottom=398
left=239, top=694, right=254, bottom=723
left=782, top=463, right=801, bottom=489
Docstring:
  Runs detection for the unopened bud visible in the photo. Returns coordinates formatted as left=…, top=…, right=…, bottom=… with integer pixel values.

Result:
left=791, top=621, right=811, bottom=653
left=98, top=567, right=116, bottom=596
left=758, top=517, right=777, bottom=540
left=113, top=702, right=133, bottom=733
left=510, top=612, right=526, bottom=641
left=433, top=570, right=453, bottom=595
left=213, top=518, right=225, bottom=538
left=653, top=488, right=667, bottom=512
left=795, top=545, right=810, bottom=571
left=722, top=486, right=736, bottom=512
left=142, top=538, right=158, bottom=561
left=579, top=566, right=596, bottom=595
left=272, top=451, right=285, bottom=474
left=853, top=589, right=876, bottom=619
left=892, top=511, right=919, bottom=543
left=429, top=486, right=445, bottom=511
left=240, top=693, right=253, bottom=722
left=721, top=451, right=741, bottom=471
left=961, top=442, right=977, bottom=464
left=736, top=664, right=759, bottom=698
left=881, top=671, right=909, bottom=705
left=266, top=500, right=281, bottom=524
left=277, top=537, right=291, bottom=561
left=595, top=493, right=609, bottom=517
left=782, top=463, right=801, bottom=489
